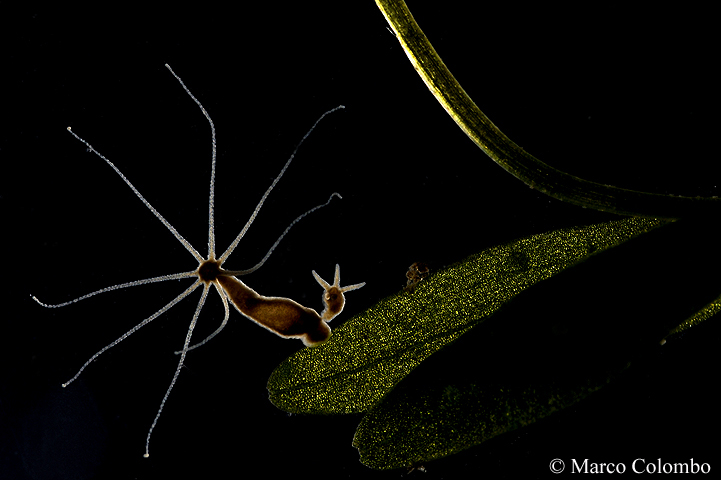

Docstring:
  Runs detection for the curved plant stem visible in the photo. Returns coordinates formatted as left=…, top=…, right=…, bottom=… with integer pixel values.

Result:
left=375, top=0, right=719, bottom=219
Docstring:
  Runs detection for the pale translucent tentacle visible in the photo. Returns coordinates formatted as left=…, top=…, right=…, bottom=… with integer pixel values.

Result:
left=165, top=64, right=218, bottom=260
left=31, top=271, right=197, bottom=308
left=312, top=264, right=366, bottom=292
left=62, top=280, right=203, bottom=388
left=219, top=105, right=345, bottom=264
left=66, top=127, right=203, bottom=262
left=333, top=263, right=341, bottom=285
left=144, top=282, right=210, bottom=458
left=340, top=282, right=366, bottom=293
left=174, top=281, right=230, bottom=354
left=313, top=270, right=331, bottom=290
left=313, top=264, right=366, bottom=322
left=222, top=193, right=342, bottom=276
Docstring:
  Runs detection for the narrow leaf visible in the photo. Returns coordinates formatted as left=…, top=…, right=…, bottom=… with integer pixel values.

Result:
left=267, top=217, right=667, bottom=414
left=352, top=215, right=720, bottom=469
left=353, top=369, right=627, bottom=470
left=374, top=0, right=721, bottom=218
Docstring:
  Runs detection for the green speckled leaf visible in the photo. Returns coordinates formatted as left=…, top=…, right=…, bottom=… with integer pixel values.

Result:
left=267, top=217, right=667, bottom=414
left=353, top=369, right=626, bottom=470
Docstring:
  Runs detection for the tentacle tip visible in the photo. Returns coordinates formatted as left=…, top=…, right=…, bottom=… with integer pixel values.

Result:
left=61, top=383, right=67, bottom=388
left=313, top=270, right=330, bottom=289
left=143, top=453, right=150, bottom=458
left=341, top=281, right=366, bottom=293
left=30, top=295, right=47, bottom=307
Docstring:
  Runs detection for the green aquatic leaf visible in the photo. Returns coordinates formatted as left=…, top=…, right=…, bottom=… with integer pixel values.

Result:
left=664, top=292, right=721, bottom=341
left=352, top=216, right=721, bottom=469
left=353, top=367, right=627, bottom=470
left=267, top=217, right=667, bottom=414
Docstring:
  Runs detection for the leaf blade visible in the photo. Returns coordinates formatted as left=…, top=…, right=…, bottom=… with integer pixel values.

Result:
left=267, top=217, right=667, bottom=414
left=353, top=371, right=625, bottom=470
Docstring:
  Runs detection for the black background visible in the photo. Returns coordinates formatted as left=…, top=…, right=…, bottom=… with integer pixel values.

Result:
left=3, top=3, right=719, bottom=479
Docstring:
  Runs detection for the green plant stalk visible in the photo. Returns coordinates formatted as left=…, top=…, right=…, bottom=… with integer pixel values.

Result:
left=375, top=0, right=719, bottom=219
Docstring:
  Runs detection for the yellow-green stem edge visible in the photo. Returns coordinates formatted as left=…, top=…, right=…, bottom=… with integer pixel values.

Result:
left=375, top=0, right=719, bottom=219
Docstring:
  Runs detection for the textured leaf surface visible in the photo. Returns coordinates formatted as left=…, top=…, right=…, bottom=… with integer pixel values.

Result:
left=353, top=369, right=625, bottom=469
left=352, top=216, right=720, bottom=469
left=267, top=217, right=666, bottom=414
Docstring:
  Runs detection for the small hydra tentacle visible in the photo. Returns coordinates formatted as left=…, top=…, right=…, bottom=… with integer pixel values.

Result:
left=312, top=264, right=365, bottom=322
